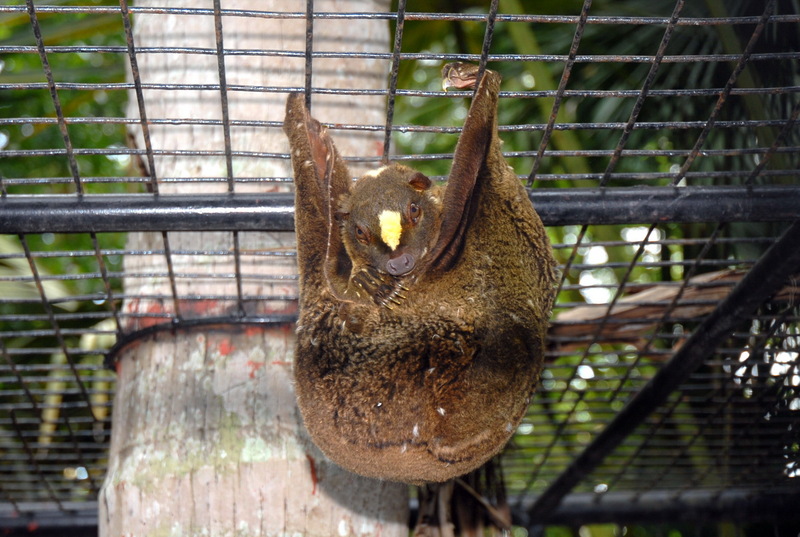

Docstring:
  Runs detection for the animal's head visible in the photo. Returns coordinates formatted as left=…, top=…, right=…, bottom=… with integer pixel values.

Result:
left=338, top=164, right=443, bottom=277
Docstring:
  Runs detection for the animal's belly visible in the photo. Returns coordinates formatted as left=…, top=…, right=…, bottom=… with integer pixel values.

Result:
left=293, top=310, right=541, bottom=483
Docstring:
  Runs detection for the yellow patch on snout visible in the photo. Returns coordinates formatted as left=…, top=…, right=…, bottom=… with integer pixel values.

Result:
left=379, top=210, right=402, bottom=250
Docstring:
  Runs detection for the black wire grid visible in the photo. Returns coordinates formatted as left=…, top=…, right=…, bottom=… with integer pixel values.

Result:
left=1, top=0, right=799, bottom=532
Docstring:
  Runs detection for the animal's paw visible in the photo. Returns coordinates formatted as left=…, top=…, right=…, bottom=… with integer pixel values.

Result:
left=351, top=266, right=408, bottom=309
left=441, top=62, right=481, bottom=91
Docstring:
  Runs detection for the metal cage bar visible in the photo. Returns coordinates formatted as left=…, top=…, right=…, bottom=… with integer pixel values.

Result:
left=0, top=186, right=797, bottom=234
left=1, top=1, right=799, bottom=533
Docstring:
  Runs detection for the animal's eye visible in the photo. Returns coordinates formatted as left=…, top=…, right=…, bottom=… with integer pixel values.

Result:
left=407, top=203, right=421, bottom=224
left=355, top=225, right=370, bottom=244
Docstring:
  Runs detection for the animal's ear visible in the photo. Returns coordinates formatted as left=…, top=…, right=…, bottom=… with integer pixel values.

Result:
left=284, top=93, right=353, bottom=295
left=424, top=63, right=499, bottom=273
left=408, top=171, right=432, bottom=191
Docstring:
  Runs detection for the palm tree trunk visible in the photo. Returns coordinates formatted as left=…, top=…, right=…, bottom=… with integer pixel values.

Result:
left=99, top=1, right=408, bottom=535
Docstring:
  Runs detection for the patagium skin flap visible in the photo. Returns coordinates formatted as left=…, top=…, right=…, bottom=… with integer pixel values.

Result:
left=284, top=62, right=558, bottom=484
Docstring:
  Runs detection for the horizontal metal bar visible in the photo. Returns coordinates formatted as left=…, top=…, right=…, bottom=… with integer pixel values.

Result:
left=1, top=115, right=795, bottom=132
left=515, top=488, right=800, bottom=526
left=5, top=487, right=798, bottom=531
left=0, top=186, right=797, bottom=234
left=2, top=4, right=799, bottom=25
left=535, top=185, right=800, bottom=225
left=1, top=42, right=798, bottom=62
left=2, top=84, right=798, bottom=101
left=1, top=170, right=796, bottom=189
left=0, top=502, right=98, bottom=530
left=5, top=146, right=798, bottom=161
left=0, top=192, right=295, bottom=234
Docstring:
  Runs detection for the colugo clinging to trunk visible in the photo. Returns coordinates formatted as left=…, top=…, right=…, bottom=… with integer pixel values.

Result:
left=284, top=62, right=558, bottom=484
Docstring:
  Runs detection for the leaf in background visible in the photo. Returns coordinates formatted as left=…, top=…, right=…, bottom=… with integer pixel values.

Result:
left=0, top=235, right=78, bottom=311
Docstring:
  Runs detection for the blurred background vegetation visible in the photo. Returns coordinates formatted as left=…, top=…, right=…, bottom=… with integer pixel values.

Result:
left=1, top=0, right=797, bottom=535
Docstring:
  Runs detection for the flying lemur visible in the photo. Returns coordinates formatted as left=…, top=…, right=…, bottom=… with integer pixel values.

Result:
left=284, top=62, right=557, bottom=484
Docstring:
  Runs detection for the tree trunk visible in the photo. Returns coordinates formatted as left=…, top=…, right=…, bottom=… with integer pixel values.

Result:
left=99, top=1, right=409, bottom=535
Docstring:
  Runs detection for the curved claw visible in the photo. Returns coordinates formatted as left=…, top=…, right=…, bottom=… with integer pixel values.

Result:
left=351, top=267, right=408, bottom=309
left=442, top=62, right=481, bottom=91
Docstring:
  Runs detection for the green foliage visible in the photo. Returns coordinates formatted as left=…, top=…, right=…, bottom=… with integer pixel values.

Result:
left=0, top=2, right=129, bottom=441
left=0, top=2, right=132, bottom=270
left=1, top=0, right=131, bottom=196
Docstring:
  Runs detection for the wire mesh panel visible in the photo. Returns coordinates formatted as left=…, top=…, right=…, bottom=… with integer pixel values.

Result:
left=1, top=0, right=799, bottom=534
left=509, top=234, right=800, bottom=524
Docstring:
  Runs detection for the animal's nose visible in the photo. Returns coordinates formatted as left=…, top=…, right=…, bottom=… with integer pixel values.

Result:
left=386, top=253, right=416, bottom=276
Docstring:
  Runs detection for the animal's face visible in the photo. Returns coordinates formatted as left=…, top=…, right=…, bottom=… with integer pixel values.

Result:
left=339, top=164, right=442, bottom=277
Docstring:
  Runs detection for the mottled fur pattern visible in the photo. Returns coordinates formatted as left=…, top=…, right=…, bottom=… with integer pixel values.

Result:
left=285, top=63, right=557, bottom=484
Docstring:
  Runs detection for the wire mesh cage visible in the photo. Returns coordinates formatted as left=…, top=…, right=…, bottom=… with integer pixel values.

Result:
left=1, top=0, right=799, bottom=535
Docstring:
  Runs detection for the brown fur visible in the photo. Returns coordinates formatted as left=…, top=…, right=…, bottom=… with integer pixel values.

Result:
left=284, top=63, right=557, bottom=484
